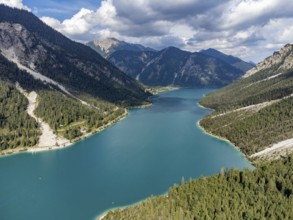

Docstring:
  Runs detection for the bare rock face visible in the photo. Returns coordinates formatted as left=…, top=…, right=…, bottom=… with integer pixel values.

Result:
left=0, top=22, right=47, bottom=68
left=244, top=44, right=293, bottom=78
left=0, top=4, right=150, bottom=105
left=91, top=38, right=120, bottom=54
left=87, top=38, right=155, bottom=58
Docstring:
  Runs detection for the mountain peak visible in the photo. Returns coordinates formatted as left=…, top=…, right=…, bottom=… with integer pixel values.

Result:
left=91, top=38, right=121, bottom=53
left=164, top=46, right=184, bottom=52
left=87, top=38, right=155, bottom=58
left=244, top=43, right=293, bottom=78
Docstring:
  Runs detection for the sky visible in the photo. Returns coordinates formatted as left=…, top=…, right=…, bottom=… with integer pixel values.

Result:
left=1, top=0, right=293, bottom=63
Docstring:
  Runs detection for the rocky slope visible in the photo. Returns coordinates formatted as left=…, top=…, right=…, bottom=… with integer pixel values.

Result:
left=86, top=37, right=155, bottom=58
left=199, top=43, right=293, bottom=158
left=244, top=44, right=293, bottom=78
left=0, top=5, right=150, bottom=106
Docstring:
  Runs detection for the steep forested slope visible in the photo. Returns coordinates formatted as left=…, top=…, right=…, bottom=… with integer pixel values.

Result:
left=0, top=82, right=40, bottom=150
left=199, top=44, right=293, bottom=155
left=34, top=91, right=125, bottom=141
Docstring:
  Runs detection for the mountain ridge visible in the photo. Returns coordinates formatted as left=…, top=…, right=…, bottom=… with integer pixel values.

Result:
left=108, top=46, right=247, bottom=87
left=0, top=5, right=151, bottom=152
left=86, top=37, right=254, bottom=87
left=86, top=37, right=156, bottom=58
left=201, top=48, right=255, bottom=72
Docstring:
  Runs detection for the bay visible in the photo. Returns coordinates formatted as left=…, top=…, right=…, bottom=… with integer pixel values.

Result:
left=0, top=88, right=252, bottom=220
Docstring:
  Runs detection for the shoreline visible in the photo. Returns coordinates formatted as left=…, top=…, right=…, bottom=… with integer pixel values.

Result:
left=96, top=192, right=169, bottom=220
left=0, top=87, right=178, bottom=157
left=196, top=101, right=252, bottom=162
left=196, top=120, right=250, bottom=161
left=146, top=86, right=179, bottom=95
left=128, top=102, right=153, bottom=109
left=0, top=109, right=128, bottom=157
left=96, top=100, right=253, bottom=220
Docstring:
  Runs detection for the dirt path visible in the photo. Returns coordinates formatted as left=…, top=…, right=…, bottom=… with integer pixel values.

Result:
left=250, top=138, right=293, bottom=159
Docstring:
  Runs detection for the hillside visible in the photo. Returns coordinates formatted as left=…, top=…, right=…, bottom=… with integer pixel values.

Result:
left=108, top=50, right=157, bottom=79
left=109, top=46, right=247, bottom=87
left=199, top=44, right=293, bottom=156
left=0, top=5, right=151, bottom=152
left=103, top=154, right=293, bottom=219
left=0, top=5, right=150, bottom=106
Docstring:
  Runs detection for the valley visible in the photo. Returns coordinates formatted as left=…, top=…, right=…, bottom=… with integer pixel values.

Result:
left=101, top=44, right=293, bottom=220
left=0, top=89, right=252, bottom=220
left=0, top=2, right=293, bottom=220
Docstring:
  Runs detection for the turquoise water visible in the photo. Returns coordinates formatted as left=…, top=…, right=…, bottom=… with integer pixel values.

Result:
left=0, top=89, right=252, bottom=220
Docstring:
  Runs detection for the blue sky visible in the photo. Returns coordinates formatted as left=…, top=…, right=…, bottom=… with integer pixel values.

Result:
left=24, top=0, right=101, bottom=20
left=1, top=0, right=293, bottom=63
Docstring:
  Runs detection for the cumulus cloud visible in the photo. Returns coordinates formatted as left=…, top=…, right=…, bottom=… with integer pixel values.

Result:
left=40, top=0, right=293, bottom=62
left=41, top=0, right=117, bottom=38
left=0, top=0, right=30, bottom=10
left=42, top=8, right=95, bottom=35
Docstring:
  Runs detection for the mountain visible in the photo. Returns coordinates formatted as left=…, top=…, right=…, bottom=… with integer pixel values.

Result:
left=199, top=44, right=293, bottom=156
left=0, top=6, right=150, bottom=105
left=109, top=46, right=246, bottom=87
left=200, top=48, right=255, bottom=72
left=86, top=37, right=156, bottom=58
left=108, top=50, right=157, bottom=79
left=0, top=5, right=151, bottom=151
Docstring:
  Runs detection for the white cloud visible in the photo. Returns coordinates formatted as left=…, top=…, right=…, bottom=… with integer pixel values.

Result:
left=39, top=0, right=293, bottom=62
left=0, top=0, right=30, bottom=10
left=41, top=0, right=117, bottom=37
left=42, top=8, right=94, bottom=35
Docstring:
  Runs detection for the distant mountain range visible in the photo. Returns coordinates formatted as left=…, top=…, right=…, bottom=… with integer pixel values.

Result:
left=87, top=38, right=156, bottom=58
left=88, top=38, right=255, bottom=87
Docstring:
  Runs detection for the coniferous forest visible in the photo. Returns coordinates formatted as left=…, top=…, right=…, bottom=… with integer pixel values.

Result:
left=0, top=82, right=40, bottom=150
left=104, top=154, right=293, bottom=220
left=200, top=96, right=293, bottom=155
left=34, top=91, right=125, bottom=140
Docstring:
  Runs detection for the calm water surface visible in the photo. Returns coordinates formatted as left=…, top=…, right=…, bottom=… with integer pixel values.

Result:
left=0, top=89, right=252, bottom=220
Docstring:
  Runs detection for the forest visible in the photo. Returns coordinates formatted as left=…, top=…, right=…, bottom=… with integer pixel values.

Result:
left=198, top=62, right=293, bottom=155
left=0, top=81, right=40, bottom=150
left=199, top=69, right=293, bottom=111
left=200, top=96, right=293, bottom=155
left=104, top=154, right=293, bottom=220
left=34, top=91, right=125, bottom=140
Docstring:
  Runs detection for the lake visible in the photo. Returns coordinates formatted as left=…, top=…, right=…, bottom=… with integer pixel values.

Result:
left=0, top=88, right=252, bottom=220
